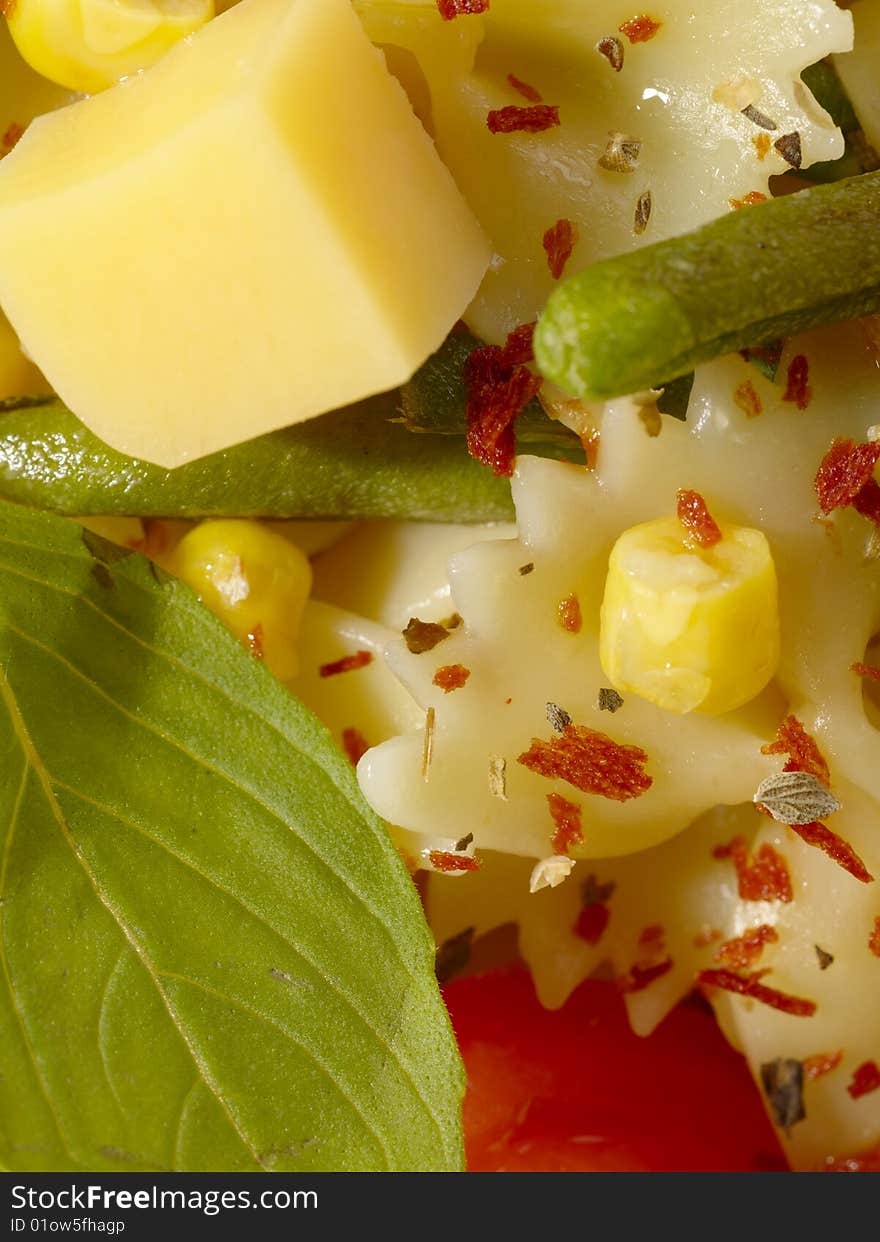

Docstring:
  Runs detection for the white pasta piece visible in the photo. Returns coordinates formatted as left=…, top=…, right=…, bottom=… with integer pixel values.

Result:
left=833, top=0, right=880, bottom=150
left=358, top=0, right=852, bottom=341
left=359, top=321, right=880, bottom=863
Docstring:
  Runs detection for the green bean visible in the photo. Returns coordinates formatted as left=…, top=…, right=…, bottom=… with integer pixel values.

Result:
left=534, top=171, right=880, bottom=402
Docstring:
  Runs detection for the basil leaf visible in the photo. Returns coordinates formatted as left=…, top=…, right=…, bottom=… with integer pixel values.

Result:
left=0, top=501, right=464, bottom=1172
left=0, top=396, right=515, bottom=523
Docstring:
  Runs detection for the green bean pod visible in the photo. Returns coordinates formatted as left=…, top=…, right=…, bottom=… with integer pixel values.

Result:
left=535, top=171, right=880, bottom=401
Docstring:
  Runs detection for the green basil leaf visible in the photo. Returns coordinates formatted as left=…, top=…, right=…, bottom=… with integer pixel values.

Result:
left=0, top=500, right=464, bottom=1172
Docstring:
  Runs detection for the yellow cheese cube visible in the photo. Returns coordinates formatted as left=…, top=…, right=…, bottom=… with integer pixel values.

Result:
left=600, top=515, right=780, bottom=716
left=0, top=0, right=490, bottom=467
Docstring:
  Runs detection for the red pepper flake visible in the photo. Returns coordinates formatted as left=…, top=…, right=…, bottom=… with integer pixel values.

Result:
left=753, top=133, right=771, bottom=160
left=815, top=438, right=880, bottom=516
left=429, top=850, right=482, bottom=873
left=619, top=958, right=673, bottom=994
left=848, top=1061, right=880, bottom=1099
left=790, top=822, right=873, bottom=885
left=507, top=73, right=542, bottom=103
left=246, top=623, right=264, bottom=661
left=543, top=218, right=579, bottom=281
left=676, top=489, right=722, bottom=549
left=436, top=0, right=488, bottom=19
left=547, top=792, right=584, bottom=856
left=803, top=1050, right=843, bottom=1081
left=715, top=924, right=778, bottom=971
left=729, top=191, right=768, bottom=210
left=1, top=122, right=24, bottom=156
left=761, top=715, right=830, bottom=787
left=869, top=916, right=880, bottom=957
left=697, top=968, right=816, bottom=1017
left=574, top=903, right=610, bottom=945
left=853, top=661, right=880, bottom=683
left=319, top=650, right=373, bottom=678
left=713, top=837, right=793, bottom=903
left=465, top=335, right=542, bottom=477
left=557, top=594, right=583, bottom=634
left=433, top=664, right=471, bottom=693
left=639, top=923, right=665, bottom=949
left=782, top=355, right=812, bottom=410
left=519, top=724, right=652, bottom=802
left=619, top=14, right=662, bottom=43
left=498, top=321, right=536, bottom=368
left=487, top=104, right=561, bottom=135
left=733, top=379, right=763, bottom=418
left=342, top=727, right=369, bottom=767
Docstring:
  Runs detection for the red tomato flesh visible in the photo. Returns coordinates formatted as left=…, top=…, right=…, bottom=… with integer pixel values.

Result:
left=443, top=965, right=786, bottom=1172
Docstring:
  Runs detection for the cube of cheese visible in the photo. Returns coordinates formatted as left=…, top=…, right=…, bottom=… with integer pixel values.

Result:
left=0, top=0, right=490, bottom=466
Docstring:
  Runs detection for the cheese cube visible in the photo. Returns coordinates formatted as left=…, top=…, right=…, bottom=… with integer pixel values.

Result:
left=0, top=0, right=490, bottom=466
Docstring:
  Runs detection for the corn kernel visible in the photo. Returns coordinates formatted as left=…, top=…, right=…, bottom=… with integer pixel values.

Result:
left=170, top=519, right=312, bottom=682
left=600, top=514, right=779, bottom=715
left=6, top=0, right=213, bottom=95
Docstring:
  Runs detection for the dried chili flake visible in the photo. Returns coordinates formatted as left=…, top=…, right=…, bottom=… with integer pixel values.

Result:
left=487, top=104, right=560, bottom=135
left=774, top=131, right=803, bottom=169
left=698, top=968, right=816, bottom=1016
left=803, top=1050, right=843, bottom=1081
left=574, top=903, right=610, bottom=945
left=499, top=321, right=536, bottom=367
left=436, top=0, right=488, bottom=19
left=519, top=562, right=535, bottom=576
left=547, top=792, right=584, bottom=855
left=342, top=727, right=369, bottom=766
left=815, top=438, right=880, bottom=514
left=761, top=1058, right=806, bottom=1131
left=734, top=379, right=763, bottom=418
left=715, top=924, right=778, bottom=971
left=753, top=133, right=771, bottom=160
left=1, top=122, right=24, bottom=156
left=433, top=664, right=471, bottom=693
left=791, top=822, right=873, bottom=885
left=639, top=923, right=665, bottom=949
left=870, top=916, right=880, bottom=958
left=429, top=850, right=482, bottom=873
left=519, top=724, right=652, bottom=802
left=507, top=73, right=542, bottom=103
left=782, top=354, right=811, bottom=409
left=762, top=715, right=830, bottom=787
left=558, top=594, right=583, bottom=634
left=543, top=219, right=579, bottom=281
left=582, top=874, right=616, bottom=907
left=619, top=14, right=662, bottom=43
left=848, top=1061, right=880, bottom=1099
left=619, top=958, right=673, bottom=993
left=596, top=35, right=624, bottom=71
left=729, top=191, right=768, bottom=210
left=435, top=926, right=475, bottom=983
left=403, top=617, right=451, bottom=655
left=465, top=338, right=542, bottom=477
left=319, top=650, right=373, bottom=678
left=852, top=661, right=880, bottom=683
left=713, top=836, right=793, bottom=903
left=676, top=489, right=722, bottom=549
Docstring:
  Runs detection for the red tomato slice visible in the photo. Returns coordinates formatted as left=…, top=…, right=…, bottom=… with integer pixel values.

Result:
left=444, top=965, right=786, bottom=1172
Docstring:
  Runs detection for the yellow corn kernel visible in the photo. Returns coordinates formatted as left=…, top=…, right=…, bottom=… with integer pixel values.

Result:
left=170, top=519, right=312, bottom=681
left=6, top=0, right=213, bottom=94
left=600, top=514, right=779, bottom=715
